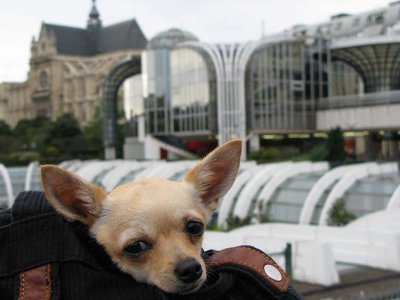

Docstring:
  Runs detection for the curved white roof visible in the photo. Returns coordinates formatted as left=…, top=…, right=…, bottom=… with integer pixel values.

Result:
left=299, top=164, right=361, bottom=224
left=318, top=162, right=398, bottom=225
left=233, top=162, right=291, bottom=220
left=217, top=164, right=266, bottom=226
left=257, top=162, right=329, bottom=212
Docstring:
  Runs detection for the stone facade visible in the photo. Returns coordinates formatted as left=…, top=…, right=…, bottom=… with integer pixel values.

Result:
left=0, top=2, right=146, bottom=127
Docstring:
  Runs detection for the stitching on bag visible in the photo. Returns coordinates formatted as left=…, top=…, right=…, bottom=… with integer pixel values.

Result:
left=45, top=264, right=51, bottom=299
left=19, top=272, right=25, bottom=300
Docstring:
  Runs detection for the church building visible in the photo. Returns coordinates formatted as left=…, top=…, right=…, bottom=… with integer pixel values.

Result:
left=0, top=0, right=147, bottom=127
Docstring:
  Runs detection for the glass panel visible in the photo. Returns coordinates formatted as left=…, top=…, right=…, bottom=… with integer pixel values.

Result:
left=262, top=173, right=324, bottom=223
left=170, top=48, right=217, bottom=133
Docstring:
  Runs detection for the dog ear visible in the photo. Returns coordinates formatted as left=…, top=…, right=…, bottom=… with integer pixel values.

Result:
left=184, top=140, right=242, bottom=212
left=41, top=165, right=107, bottom=225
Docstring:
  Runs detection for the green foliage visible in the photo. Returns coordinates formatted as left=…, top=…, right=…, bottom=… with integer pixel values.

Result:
left=46, top=146, right=60, bottom=157
left=13, top=119, right=32, bottom=137
left=224, top=202, right=270, bottom=231
left=0, top=120, right=13, bottom=136
left=296, top=127, right=345, bottom=163
left=83, top=107, right=104, bottom=157
left=46, top=113, right=81, bottom=142
left=225, top=216, right=253, bottom=231
left=14, top=116, right=53, bottom=152
left=326, top=127, right=345, bottom=162
left=0, top=152, right=41, bottom=166
left=328, top=199, right=357, bottom=226
left=249, top=147, right=280, bottom=161
left=308, top=143, right=330, bottom=161
left=249, top=146, right=298, bottom=162
left=43, top=113, right=86, bottom=158
left=296, top=143, right=329, bottom=162
left=0, top=135, right=22, bottom=153
left=206, top=223, right=225, bottom=232
left=0, top=112, right=106, bottom=165
left=117, top=93, right=125, bottom=119
left=117, top=123, right=126, bottom=158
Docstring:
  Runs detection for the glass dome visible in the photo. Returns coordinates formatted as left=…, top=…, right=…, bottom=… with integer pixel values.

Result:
left=148, top=28, right=198, bottom=49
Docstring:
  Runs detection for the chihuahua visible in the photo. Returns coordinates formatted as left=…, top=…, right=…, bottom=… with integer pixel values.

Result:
left=41, top=140, right=241, bottom=294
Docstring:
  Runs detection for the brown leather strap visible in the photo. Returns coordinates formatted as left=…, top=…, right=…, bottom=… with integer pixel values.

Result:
left=206, top=246, right=290, bottom=293
left=18, top=264, right=52, bottom=300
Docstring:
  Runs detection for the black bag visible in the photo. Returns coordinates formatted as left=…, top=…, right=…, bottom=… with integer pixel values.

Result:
left=0, top=191, right=303, bottom=300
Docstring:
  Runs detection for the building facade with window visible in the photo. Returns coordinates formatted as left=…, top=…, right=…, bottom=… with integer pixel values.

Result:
left=0, top=1, right=147, bottom=127
left=124, top=2, right=400, bottom=160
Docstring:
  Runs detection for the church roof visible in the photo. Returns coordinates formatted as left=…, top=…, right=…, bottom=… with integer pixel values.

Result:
left=43, top=24, right=92, bottom=56
left=98, top=19, right=147, bottom=53
left=42, top=19, right=147, bottom=56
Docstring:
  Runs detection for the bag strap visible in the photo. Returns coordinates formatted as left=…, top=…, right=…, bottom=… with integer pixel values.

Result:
left=205, top=245, right=291, bottom=298
left=18, top=264, right=52, bottom=300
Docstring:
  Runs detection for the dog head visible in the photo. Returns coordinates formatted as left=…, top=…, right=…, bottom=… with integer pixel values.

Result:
left=41, top=140, right=241, bottom=294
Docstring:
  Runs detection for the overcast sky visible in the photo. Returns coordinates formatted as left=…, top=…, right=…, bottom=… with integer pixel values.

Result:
left=0, top=0, right=388, bottom=82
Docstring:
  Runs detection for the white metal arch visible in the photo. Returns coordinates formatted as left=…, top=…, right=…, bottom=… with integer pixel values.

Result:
left=298, top=164, right=361, bottom=224
left=24, top=161, right=39, bottom=191
left=132, top=163, right=166, bottom=180
left=100, top=161, right=141, bottom=192
left=232, top=162, right=292, bottom=220
left=217, top=165, right=265, bottom=226
left=58, top=159, right=81, bottom=170
left=182, top=37, right=299, bottom=159
left=67, top=160, right=94, bottom=173
left=0, top=164, right=14, bottom=208
left=318, top=162, right=398, bottom=225
left=180, top=42, right=225, bottom=145
left=387, top=183, right=400, bottom=209
left=180, top=42, right=250, bottom=159
left=142, top=161, right=198, bottom=180
left=256, top=162, right=329, bottom=213
left=75, top=161, right=120, bottom=183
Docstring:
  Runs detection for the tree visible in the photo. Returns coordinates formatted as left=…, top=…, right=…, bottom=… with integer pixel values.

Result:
left=83, top=107, right=104, bottom=157
left=46, top=113, right=81, bottom=141
left=0, top=120, right=12, bottom=136
left=14, top=116, right=53, bottom=151
left=326, top=127, right=345, bottom=162
left=44, top=113, right=82, bottom=157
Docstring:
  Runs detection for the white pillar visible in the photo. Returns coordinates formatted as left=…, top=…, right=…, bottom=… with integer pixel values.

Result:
left=105, top=147, right=116, bottom=160
left=249, top=134, right=260, bottom=152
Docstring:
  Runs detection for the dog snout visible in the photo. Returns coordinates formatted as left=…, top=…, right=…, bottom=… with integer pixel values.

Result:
left=174, top=258, right=203, bottom=283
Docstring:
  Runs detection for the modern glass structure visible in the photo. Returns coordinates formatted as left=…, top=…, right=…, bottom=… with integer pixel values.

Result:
left=123, top=2, right=400, bottom=160
left=142, top=29, right=198, bottom=135
left=331, top=61, right=363, bottom=96
left=245, top=39, right=328, bottom=132
left=124, top=74, right=143, bottom=138
left=170, top=47, right=217, bottom=135
left=264, top=173, right=325, bottom=223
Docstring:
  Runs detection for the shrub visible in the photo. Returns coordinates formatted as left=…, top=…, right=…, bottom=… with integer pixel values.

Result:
left=326, top=127, right=345, bottom=162
left=328, top=199, right=356, bottom=226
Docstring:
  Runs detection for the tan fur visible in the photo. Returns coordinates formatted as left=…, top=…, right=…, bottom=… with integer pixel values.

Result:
left=40, top=140, right=242, bottom=294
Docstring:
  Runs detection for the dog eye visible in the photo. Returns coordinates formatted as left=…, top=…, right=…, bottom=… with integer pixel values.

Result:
left=124, top=241, right=151, bottom=257
left=186, top=221, right=204, bottom=237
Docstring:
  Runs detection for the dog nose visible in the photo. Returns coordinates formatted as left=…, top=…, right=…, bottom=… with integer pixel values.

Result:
left=174, top=259, right=203, bottom=283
